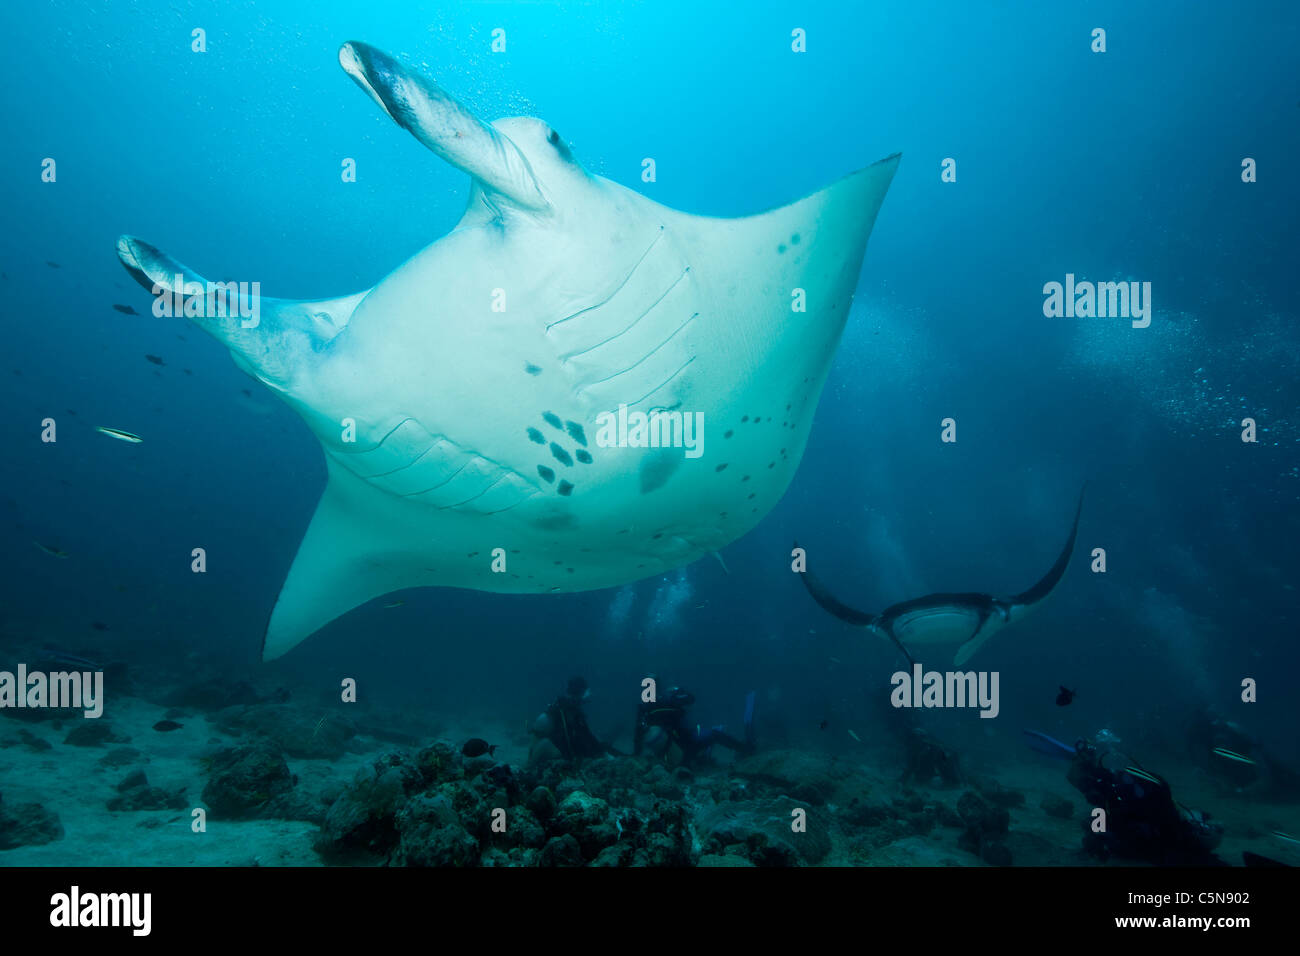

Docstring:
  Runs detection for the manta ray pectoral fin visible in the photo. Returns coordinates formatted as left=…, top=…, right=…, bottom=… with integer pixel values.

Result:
left=953, top=485, right=1088, bottom=666
left=1009, top=483, right=1088, bottom=606
left=794, top=541, right=915, bottom=662
left=794, top=542, right=877, bottom=627
left=116, top=235, right=367, bottom=389
left=339, top=42, right=549, bottom=213
left=262, top=462, right=425, bottom=661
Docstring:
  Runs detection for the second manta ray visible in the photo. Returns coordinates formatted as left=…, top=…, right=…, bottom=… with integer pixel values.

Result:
left=798, top=488, right=1086, bottom=666
left=115, top=42, right=899, bottom=659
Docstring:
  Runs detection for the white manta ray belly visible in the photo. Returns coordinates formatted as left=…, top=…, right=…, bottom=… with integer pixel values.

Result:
left=116, top=41, right=899, bottom=658
left=891, top=608, right=985, bottom=645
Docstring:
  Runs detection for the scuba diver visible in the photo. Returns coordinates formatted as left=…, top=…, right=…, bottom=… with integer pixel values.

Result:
left=532, top=677, right=622, bottom=763
left=1066, top=733, right=1224, bottom=865
left=634, top=686, right=756, bottom=766
left=1187, top=706, right=1300, bottom=798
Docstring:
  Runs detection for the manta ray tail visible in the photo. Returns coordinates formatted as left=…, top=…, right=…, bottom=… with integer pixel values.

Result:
left=116, top=235, right=367, bottom=390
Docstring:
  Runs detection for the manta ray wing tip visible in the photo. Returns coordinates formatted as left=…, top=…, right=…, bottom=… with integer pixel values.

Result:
left=115, top=234, right=142, bottom=266
left=115, top=235, right=164, bottom=293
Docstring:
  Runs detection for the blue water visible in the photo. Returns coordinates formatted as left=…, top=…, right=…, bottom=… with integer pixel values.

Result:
left=1, top=1, right=1297, bottom=862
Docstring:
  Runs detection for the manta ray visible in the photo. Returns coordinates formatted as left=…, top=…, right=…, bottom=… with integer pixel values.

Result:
left=116, top=42, right=899, bottom=659
left=798, top=487, right=1086, bottom=666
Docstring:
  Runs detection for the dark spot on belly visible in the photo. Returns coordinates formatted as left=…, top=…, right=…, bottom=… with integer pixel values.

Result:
left=542, top=411, right=563, bottom=430
left=557, top=480, right=574, bottom=496
left=525, top=362, right=542, bottom=375
left=768, top=462, right=775, bottom=468
left=777, top=244, right=786, bottom=254
left=652, top=533, right=663, bottom=539
left=550, top=443, right=573, bottom=466
left=565, top=421, right=587, bottom=446
left=575, top=449, right=592, bottom=464
left=566, top=567, right=575, bottom=574
left=748, top=493, right=756, bottom=500
left=715, top=463, right=727, bottom=472
left=724, top=430, right=733, bottom=439
left=741, top=416, right=749, bottom=423
left=791, top=233, right=800, bottom=244
left=527, top=428, right=545, bottom=444
left=742, top=475, right=750, bottom=482
left=537, top=465, right=555, bottom=483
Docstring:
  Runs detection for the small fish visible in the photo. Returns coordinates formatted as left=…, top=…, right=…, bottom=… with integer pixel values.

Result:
left=828, top=657, right=841, bottom=664
left=96, top=426, right=143, bottom=443
left=818, top=719, right=828, bottom=730
left=1123, top=766, right=1164, bottom=786
left=152, top=720, right=183, bottom=732
left=1055, top=686, right=1075, bottom=706
left=461, top=738, right=496, bottom=758
left=309, top=716, right=328, bottom=741
left=39, top=647, right=103, bottom=669
left=33, top=541, right=69, bottom=558
left=383, top=601, right=405, bottom=608
left=1271, top=830, right=1300, bottom=846
left=91, top=621, right=109, bottom=631
left=1211, top=747, right=1257, bottom=765
left=847, top=729, right=862, bottom=743
left=241, top=389, right=252, bottom=397
left=182, top=368, right=192, bottom=375
left=46, top=261, right=61, bottom=268
left=113, top=304, right=139, bottom=315
left=145, top=354, right=165, bottom=366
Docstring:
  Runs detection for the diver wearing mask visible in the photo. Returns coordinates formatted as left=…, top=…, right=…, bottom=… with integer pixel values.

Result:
left=1067, top=734, right=1224, bottom=865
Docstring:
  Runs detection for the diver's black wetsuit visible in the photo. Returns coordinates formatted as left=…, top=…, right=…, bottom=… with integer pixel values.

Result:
left=544, top=678, right=620, bottom=761
left=633, top=689, right=750, bottom=765
left=1067, top=737, right=1224, bottom=865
